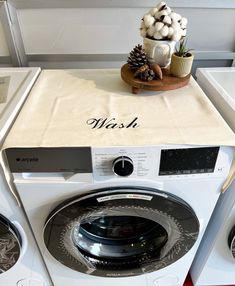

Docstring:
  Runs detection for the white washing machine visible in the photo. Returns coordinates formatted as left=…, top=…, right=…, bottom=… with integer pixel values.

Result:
left=0, top=68, right=52, bottom=286
left=2, top=69, right=235, bottom=286
left=3, top=144, right=234, bottom=286
left=190, top=67, right=235, bottom=285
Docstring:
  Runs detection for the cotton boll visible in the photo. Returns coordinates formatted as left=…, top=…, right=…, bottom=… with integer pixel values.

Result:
left=155, top=21, right=164, bottom=32
left=144, top=14, right=155, bottom=28
left=153, top=31, right=163, bottom=40
left=149, top=7, right=158, bottom=16
left=160, top=25, right=169, bottom=37
left=147, top=26, right=155, bottom=37
left=164, top=7, right=171, bottom=14
left=156, top=2, right=166, bottom=10
left=180, top=21, right=187, bottom=29
left=181, top=29, right=187, bottom=37
left=172, top=31, right=182, bottom=42
left=140, top=21, right=145, bottom=29
left=170, top=12, right=181, bottom=23
left=180, top=23, right=187, bottom=29
left=140, top=21, right=147, bottom=37
left=168, top=27, right=174, bottom=38
left=177, top=28, right=184, bottom=38
left=162, top=15, right=172, bottom=25
left=154, top=11, right=160, bottom=19
left=140, top=28, right=147, bottom=37
left=171, top=21, right=181, bottom=31
left=169, top=12, right=177, bottom=22
left=174, top=13, right=182, bottom=22
left=159, top=10, right=168, bottom=17
left=155, top=10, right=168, bottom=20
left=180, top=17, right=188, bottom=27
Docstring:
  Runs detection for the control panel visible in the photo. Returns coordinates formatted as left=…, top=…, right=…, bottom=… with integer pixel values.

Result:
left=92, top=145, right=231, bottom=180
left=6, top=145, right=233, bottom=181
left=92, top=147, right=156, bottom=179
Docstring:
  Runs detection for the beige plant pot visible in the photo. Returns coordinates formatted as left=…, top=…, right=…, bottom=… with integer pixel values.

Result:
left=170, top=53, right=194, bottom=77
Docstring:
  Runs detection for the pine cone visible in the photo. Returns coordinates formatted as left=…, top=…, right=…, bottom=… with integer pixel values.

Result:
left=134, top=64, right=155, bottom=81
left=127, top=45, right=149, bottom=71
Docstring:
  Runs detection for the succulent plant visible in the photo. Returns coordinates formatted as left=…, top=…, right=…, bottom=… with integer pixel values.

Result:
left=140, top=2, right=187, bottom=42
left=174, top=38, right=193, bottom=57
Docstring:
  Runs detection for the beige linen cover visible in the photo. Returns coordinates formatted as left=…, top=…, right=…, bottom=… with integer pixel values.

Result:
left=3, top=69, right=235, bottom=191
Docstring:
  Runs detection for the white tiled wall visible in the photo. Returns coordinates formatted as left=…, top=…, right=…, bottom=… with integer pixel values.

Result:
left=17, top=7, right=235, bottom=55
left=0, top=1, right=235, bottom=68
left=17, top=8, right=143, bottom=54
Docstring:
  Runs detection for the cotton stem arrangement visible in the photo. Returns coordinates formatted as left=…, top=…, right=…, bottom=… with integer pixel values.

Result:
left=140, top=2, right=188, bottom=42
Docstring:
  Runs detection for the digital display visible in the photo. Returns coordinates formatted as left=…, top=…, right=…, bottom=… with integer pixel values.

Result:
left=159, top=147, right=219, bottom=176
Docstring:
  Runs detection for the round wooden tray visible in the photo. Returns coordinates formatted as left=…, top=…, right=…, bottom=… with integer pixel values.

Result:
left=121, top=63, right=190, bottom=94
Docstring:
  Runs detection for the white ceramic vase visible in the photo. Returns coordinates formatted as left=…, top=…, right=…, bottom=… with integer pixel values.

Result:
left=143, top=37, right=176, bottom=68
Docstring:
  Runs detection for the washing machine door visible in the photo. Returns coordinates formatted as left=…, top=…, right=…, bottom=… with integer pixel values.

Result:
left=0, top=214, right=21, bottom=273
left=44, top=187, right=200, bottom=277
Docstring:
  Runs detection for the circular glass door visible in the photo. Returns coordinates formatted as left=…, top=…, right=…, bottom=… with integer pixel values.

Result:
left=0, top=214, right=21, bottom=273
left=76, top=215, right=168, bottom=260
left=44, top=187, right=200, bottom=277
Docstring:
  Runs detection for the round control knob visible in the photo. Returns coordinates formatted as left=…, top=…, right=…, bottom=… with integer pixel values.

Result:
left=228, top=225, right=235, bottom=259
left=112, top=156, right=134, bottom=177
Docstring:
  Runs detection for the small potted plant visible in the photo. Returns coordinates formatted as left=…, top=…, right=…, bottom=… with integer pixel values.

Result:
left=170, top=38, right=194, bottom=77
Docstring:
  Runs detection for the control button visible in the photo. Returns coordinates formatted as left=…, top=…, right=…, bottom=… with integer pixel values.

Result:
left=112, top=156, right=134, bottom=177
left=228, top=225, right=235, bottom=259
left=153, top=276, right=179, bottom=286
